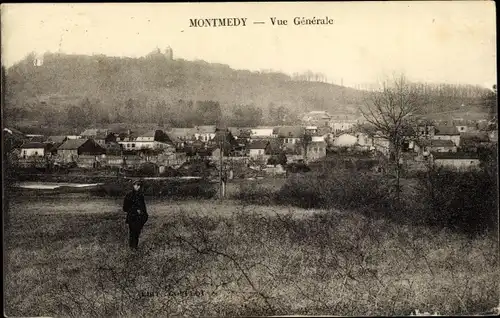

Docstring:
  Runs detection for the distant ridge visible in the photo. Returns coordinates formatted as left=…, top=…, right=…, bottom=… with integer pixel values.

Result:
left=4, top=51, right=491, bottom=129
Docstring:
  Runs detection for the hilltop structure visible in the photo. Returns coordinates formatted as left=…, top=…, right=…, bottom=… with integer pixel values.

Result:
left=146, top=46, right=174, bottom=60
left=164, top=46, right=173, bottom=60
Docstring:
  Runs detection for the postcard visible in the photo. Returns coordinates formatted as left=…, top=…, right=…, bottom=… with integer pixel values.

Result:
left=2, top=2, right=498, bottom=317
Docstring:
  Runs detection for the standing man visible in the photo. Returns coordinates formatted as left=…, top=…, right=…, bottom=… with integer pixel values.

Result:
left=123, top=180, right=149, bottom=249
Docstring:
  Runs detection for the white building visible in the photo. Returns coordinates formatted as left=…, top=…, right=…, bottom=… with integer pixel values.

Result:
left=119, top=140, right=172, bottom=151
left=20, top=142, right=47, bottom=158
left=248, top=140, right=269, bottom=159
left=275, top=126, right=305, bottom=148
left=431, top=152, right=481, bottom=170
left=305, top=140, right=327, bottom=161
left=194, top=125, right=217, bottom=142
left=305, top=126, right=318, bottom=135
left=250, top=127, right=275, bottom=138
left=333, top=133, right=358, bottom=147
left=433, top=126, right=461, bottom=147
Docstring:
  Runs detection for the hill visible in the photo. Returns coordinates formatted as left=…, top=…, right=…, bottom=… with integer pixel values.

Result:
left=3, top=51, right=493, bottom=132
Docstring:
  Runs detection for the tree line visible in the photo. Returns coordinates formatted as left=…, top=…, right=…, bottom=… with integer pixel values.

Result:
left=3, top=95, right=303, bottom=131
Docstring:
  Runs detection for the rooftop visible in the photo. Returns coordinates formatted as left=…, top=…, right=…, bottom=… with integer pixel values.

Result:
left=80, top=128, right=109, bottom=139
left=276, top=126, right=305, bottom=138
left=196, top=125, right=217, bottom=134
left=28, top=136, right=46, bottom=143
left=46, top=136, right=67, bottom=144
left=58, top=139, right=89, bottom=150
left=138, top=131, right=157, bottom=137
left=434, top=126, right=459, bottom=135
left=248, top=140, right=270, bottom=149
left=460, top=132, right=490, bottom=143
left=430, top=139, right=456, bottom=147
left=20, top=142, right=46, bottom=149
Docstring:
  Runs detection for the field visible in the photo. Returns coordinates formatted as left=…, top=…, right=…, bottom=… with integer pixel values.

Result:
left=4, top=192, right=499, bottom=317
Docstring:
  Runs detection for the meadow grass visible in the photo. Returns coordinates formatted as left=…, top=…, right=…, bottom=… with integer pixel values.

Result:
left=4, top=195, right=499, bottom=317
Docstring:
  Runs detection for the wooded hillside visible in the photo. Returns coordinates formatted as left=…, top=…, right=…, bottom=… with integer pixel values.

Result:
left=3, top=51, right=493, bottom=133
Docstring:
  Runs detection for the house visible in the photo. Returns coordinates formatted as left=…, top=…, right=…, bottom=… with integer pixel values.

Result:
left=194, top=125, right=217, bottom=142
left=433, top=126, right=461, bottom=147
left=26, top=135, right=45, bottom=143
left=80, top=128, right=110, bottom=146
left=427, top=139, right=457, bottom=153
left=119, top=130, right=172, bottom=151
left=107, top=128, right=130, bottom=142
left=276, top=126, right=305, bottom=147
left=305, top=126, right=318, bottom=135
left=167, top=128, right=196, bottom=145
left=459, top=132, right=490, bottom=152
left=333, top=133, right=358, bottom=148
left=19, top=142, right=50, bottom=158
left=80, top=128, right=107, bottom=138
left=453, top=119, right=478, bottom=133
left=302, top=110, right=332, bottom=127
left=136, top=130, right=160, bottom=142
left=431, top=152, right=481, bottom=170
left=250, top=126, right=275, bottom=139
left=57, top=139, right=106, bottom=163
left=304, top=137, right=327, bottom=161
left=248, top=140, right=270, bottom=159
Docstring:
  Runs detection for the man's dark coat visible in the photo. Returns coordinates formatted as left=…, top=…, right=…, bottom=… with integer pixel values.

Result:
left=122, top=190, right=148, bottom=225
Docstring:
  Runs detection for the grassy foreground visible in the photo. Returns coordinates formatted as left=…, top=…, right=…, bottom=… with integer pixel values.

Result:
left=4, top=195, right=499, bottom=317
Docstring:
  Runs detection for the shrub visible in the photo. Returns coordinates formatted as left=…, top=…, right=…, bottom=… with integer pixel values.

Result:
left=417, top=167, right=498, bottom=235
left=271, top=165, right=498, bottom=235
left=94, top=178, right=217, bottom=199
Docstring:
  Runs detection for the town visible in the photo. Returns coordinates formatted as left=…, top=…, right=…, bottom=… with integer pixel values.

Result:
left=5, top=109, right=498, bottom=178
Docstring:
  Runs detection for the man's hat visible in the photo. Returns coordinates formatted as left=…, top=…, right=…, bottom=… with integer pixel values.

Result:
left=133, top=179, right=143, bottom=187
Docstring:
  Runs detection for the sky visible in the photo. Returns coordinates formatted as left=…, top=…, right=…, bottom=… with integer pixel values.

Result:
left=1, top=2, right=497, bottom=88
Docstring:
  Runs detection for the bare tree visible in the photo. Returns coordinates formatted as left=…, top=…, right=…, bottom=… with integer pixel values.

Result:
left=360, top=74, right=425, bottom=205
